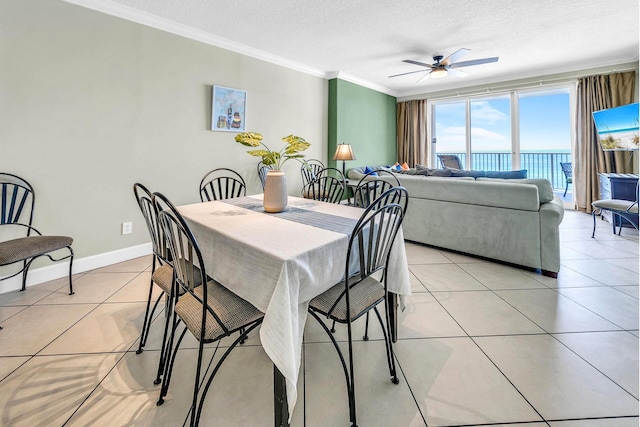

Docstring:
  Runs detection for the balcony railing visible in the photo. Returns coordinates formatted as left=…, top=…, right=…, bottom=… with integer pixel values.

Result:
left=437, top=152, right=572, bottom=190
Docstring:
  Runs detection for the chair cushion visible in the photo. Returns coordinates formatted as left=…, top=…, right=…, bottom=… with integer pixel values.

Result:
left=310, top=276, right=385, bottom=322
left=0, top=235, right=73, bottom=266
left=151, top=264, right=174, bottom=294
left=592, top=199, right=639, bottom=213
left=175, top=280, right=263, bottom=342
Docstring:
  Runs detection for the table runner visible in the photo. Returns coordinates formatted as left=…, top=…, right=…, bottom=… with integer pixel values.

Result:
left=223, top=196, right=358, bottom=234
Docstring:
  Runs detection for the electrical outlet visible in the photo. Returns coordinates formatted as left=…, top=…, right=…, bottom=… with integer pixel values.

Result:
left=121, top=221, right=133, bottom=235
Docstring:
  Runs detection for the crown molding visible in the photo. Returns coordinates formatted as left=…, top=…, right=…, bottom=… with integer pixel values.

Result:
left=62, top=0, right=329, bottom=79
left=326, top=71, right=398, bottom=97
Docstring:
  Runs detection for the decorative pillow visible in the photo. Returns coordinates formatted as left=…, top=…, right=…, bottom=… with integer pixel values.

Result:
left=392, top=168, right=425, bottom=175
left=445, top=168, right=486, bottom=178
left=363, top=166, right=378, bottom=176
left=401, top=162, right=410, bottom=170
left=415, top=164, right=453, bottom=177
left=485, top=169, right=528, bottom=179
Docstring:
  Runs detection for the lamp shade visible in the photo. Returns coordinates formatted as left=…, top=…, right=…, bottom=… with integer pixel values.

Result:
left=333, top=144, right=356, bottom=161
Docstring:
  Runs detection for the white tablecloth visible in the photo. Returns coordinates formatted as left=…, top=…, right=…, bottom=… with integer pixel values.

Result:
left=178, top=195, right=411, bottom=419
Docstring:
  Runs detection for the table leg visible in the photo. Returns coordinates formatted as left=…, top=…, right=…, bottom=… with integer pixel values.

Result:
left=387, top=293, right=398, bottom=343
left=274, top=365, right=289, bottom=427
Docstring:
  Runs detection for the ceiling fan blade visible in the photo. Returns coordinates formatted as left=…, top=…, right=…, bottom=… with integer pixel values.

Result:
left=449, top=57, right=499, bottom=68
left=402, top=59, right=434, bottom=68
left=388, top=69, right=430, bottom=78
left=447, top=68, right=468, bottom=78
left=440, top=48, right=470, bottom=66
left=416, top=70, right=431, bottom=83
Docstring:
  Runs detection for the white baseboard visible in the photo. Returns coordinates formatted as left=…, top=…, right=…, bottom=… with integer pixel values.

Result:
left=0, top=243, right=152, bottom=294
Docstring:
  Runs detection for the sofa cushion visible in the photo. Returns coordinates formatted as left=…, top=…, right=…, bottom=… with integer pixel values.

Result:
left=415, top=164, right=453, bottom=177
left=477, top=178, right=554, bottom=203
left=445, top=168, right=486, bottom=178
left=485, top=169, right=528, bottom=179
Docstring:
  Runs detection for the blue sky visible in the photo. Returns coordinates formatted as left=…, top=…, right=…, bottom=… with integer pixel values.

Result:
left=434, top=89, right=571, bottom=152
left=593, top=103, right=639, bottom=132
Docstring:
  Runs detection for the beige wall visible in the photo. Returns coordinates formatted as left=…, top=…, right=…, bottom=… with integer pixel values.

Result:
left=0, top=0, right=327, bottom=282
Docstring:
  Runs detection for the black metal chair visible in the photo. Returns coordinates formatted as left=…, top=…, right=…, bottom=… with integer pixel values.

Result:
left=199, top=168, right=246, bottom=202
left=132, top=184, right=175, bottom=379
left=560, top=162, right=573, bottom=197
left=154, top=192, right=264, bottom=427
left=257, top=161, right=272, bottom=190
left=302, top=167, right=345, bottom=204
left=437, top=154, right=463, bottom=169
left=0, top=173, right=74, bottom=295
left=300, top=159, right=325, bottom=189
left=308, top=187, right=408, bottom=427
left=591, top=182, right=639, bottom=237
left=353, top=169, right=402, bottom=210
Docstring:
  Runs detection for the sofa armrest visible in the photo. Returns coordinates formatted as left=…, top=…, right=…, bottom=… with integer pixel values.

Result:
left=539, top=196, right=565, bottom=274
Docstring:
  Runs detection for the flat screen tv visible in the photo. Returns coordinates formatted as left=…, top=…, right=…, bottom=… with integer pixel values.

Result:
left=592, top=102, right=639, bottom=151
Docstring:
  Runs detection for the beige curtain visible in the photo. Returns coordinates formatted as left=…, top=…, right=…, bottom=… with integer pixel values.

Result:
left=575, top=71, right=636, bottom=212
left=396, top=99, right=427, bottom=167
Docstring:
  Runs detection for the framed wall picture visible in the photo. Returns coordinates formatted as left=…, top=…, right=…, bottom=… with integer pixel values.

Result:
left=211, top=85, right=247, bottom=132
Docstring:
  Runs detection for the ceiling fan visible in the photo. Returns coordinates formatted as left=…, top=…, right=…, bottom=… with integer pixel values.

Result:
left=389, top=48, right=498, bottom=82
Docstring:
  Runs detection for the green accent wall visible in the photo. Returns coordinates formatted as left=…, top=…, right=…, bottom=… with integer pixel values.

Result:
left=328, top=79, right=397, bottom=176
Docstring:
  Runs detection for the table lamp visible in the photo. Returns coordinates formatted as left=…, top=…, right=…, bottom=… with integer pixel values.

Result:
left=333, top=143, right=356, bottom=178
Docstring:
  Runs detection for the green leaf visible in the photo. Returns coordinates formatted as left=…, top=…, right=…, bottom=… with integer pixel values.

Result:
left=235, top=132, right=263, bottom=147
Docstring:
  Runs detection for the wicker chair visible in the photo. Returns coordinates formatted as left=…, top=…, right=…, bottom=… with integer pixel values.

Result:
left=154, top=192, right=264, bottom=427
left=308, top=187, right=408, bottom=427
left=199, top=168, right=246, bottom=202
left=0, top=173, right=74, bottom=296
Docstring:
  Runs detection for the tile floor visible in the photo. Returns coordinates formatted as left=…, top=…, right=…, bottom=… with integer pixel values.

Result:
left=0, top=210, right=638, bottom=427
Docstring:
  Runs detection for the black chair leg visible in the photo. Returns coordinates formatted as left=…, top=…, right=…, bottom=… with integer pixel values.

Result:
left=363, top=312, right=370, bottom=341
left=67, top=247, right=74, bottom=295
left=155, top=295, right=174, bottom=386
left=137, top=264, right=156, bottom=355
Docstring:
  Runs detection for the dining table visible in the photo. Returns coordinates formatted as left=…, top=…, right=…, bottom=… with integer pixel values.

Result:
left=177, top=194, right=411, bottom=426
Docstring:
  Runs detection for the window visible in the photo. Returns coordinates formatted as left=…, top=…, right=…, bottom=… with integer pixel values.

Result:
left=430, top=86, right=572, bottom=192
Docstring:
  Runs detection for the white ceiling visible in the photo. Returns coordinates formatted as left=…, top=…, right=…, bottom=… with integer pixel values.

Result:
left=69, top=0, right=639, bottom=97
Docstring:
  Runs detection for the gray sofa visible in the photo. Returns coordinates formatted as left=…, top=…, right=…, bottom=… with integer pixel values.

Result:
left=348, top=167, right=565, bottom=277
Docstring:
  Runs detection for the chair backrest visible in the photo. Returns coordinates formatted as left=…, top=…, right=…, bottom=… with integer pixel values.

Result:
left=438, top=154, right=463, bottom=169
left=305, top=175, right=345, bottom=204
left=301, top=159, right=325, bottom=187
left=155, top=192, right=228, bottom=336
left=257, top=161, right=272, bottom=190
left=199, top=168, right=247, bottom=202
left=560, top=162, right=572, bottom=178
left=326, top=187, right=407, bottom=317
left=353, top=170, right=402, bottom=210
left=0, top=173, right=35, bottom=230
left=133, top=183, right=168, bottom=263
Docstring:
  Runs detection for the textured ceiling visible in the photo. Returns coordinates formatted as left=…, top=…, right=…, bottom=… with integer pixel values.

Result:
left=73, top=0, right=639, bottom=97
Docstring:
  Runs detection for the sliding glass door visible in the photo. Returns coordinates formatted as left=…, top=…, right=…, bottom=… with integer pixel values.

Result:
left=470, top=95, right=512, bottom=170
left=431, top=86, right=572, bottom=194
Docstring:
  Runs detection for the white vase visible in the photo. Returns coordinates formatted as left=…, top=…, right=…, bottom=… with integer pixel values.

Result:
left=263, top=170, right=288, bottom=213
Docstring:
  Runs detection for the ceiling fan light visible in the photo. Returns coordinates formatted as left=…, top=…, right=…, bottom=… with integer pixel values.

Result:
left=430, top=68, right=448, bottom=79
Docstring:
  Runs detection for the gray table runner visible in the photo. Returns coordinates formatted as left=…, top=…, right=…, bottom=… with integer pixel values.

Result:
left=222, top=197, right=358, bottom=235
